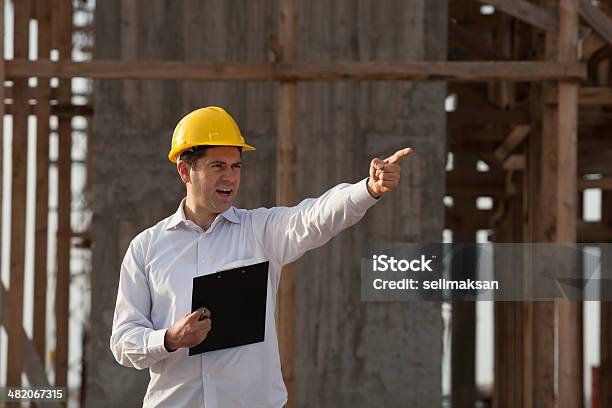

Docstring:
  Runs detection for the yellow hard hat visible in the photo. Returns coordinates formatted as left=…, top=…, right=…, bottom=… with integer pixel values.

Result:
left=168, top=106, right=256, bottom=163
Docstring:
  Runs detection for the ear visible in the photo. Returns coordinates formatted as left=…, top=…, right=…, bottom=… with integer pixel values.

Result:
left=177, top=160, right=191, bottom=184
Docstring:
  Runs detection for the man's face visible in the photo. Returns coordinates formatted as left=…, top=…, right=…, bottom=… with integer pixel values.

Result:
left=183, top=146, right=242, bottom=214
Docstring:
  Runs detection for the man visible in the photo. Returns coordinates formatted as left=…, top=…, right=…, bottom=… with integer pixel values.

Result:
left=110, top=106, right=412, bottom=407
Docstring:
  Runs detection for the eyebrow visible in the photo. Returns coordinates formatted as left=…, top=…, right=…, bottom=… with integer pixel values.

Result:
left=209, top=160, right=242, bottom=166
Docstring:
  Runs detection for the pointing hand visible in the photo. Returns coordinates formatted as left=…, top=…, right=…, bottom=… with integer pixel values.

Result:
left=367, top=147, right=412, bottom=197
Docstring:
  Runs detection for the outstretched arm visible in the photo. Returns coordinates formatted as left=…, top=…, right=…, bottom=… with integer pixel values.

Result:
left=253, top=147, right=413, bottom=266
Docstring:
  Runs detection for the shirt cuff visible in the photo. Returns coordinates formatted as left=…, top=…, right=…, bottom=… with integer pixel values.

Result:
left=349, top=178, right=380, bottom=209
left=147, top=328, right=173, bottom=359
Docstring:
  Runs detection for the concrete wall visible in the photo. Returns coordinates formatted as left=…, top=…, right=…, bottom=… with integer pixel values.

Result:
left=293, top=1, right=446, bottom=406
left=88, top=1, right=446, bottom=407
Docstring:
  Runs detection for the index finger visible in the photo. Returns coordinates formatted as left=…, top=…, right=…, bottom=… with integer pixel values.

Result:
left=384, top=147, right=413, bottom=164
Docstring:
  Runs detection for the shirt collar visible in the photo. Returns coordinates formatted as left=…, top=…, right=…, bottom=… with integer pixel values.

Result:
left=166, top=198, right=240, bottom=230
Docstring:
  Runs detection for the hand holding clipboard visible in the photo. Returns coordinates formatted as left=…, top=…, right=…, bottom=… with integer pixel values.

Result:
left=164, top=307, right=213, bottom=352
left=189, top=261, right=269, bottom=356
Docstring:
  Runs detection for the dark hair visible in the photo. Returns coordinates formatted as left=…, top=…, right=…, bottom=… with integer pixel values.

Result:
left=179, top=145, right=242, bottom=169
left=179, top=146, right=210, bottom=169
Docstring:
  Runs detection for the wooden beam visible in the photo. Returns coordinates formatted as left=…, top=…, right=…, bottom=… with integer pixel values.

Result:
left=528, top=16, right=560, bottom=408
left=492, top=167, right=524, bottom=408
left=576, top=86, right=612, bottom=105
left=276, top=0, right=297, bottom=406
left=7, top=0, right=31, bottom=388
left=503, top=154, right=526, bottom=170
left=4, top=59, right=588, bottom=82
left=3, top=101, right=92, bottom=117
left=33, top=0, right=52, bottom=370
left=545, top=86, right=612, bottom=105
left=3, top=84, right=67, bottom=101
left=578, top=0, right=612, bottom=47
left=578, top=177, right=612, bottom=190
left=54, top=0, right=72, bottom=389
left=475, top=0, right=559, bottom=32
left=557, top=0, right=582, bottom=407
left=494, top=125, right=530, bottom=162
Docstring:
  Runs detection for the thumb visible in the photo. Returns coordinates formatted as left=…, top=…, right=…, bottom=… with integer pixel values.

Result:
left=189, top=307, right=208, bottom=321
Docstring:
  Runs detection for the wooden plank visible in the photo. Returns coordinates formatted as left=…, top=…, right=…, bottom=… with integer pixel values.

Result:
left=54, top=0, right=73, bottom=389
left=4, top=84, right=63, bottom=100
left=7, top=0, right=31, bottom=388
left=544, top=86, right=612, bottom=104
left=494, top=125, right=530, bottom=162
left=502, top=154, right=526, bottom=170
left=525, top=3, right=557, bottom=405
left=276, top=0, right=297, bottom=406
left=4, top=59, right=588, bottom=82
left=578, top=177, right=612, bottom=190
left=494, top=12, right=515, bottom=109
left=557, top=1, right=582, bottom=407
left=579, top=0, right=612, bottom=46
left=576, top=87, right=612, bottom=104
left=521, top=56, right=542, bottom=408
left=475, top=0, right=559, bottom=32
left=3, top=102, right=93, bottom=117
left=33, top=0, right=52, bottom=370
left=492, top=169, right=524, bottom=408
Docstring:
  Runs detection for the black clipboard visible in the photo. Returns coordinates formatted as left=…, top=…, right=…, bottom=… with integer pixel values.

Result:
left=189, top=261, right=269, bottom=356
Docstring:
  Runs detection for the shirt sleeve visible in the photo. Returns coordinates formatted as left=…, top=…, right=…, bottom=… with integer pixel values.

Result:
left=110, top=236, right=172, bottom=370
left=253, top=178, right=379, bottom=266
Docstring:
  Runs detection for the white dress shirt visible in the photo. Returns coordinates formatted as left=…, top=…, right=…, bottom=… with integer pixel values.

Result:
left=110, top=179, right=378, bottom=408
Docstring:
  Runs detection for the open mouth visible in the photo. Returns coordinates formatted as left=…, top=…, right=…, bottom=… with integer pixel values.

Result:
left=216, top=188, right=232, bottom=198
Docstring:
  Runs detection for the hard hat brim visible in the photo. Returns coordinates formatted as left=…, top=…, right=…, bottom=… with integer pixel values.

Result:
left=168, top=142, right=256, bottom=163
